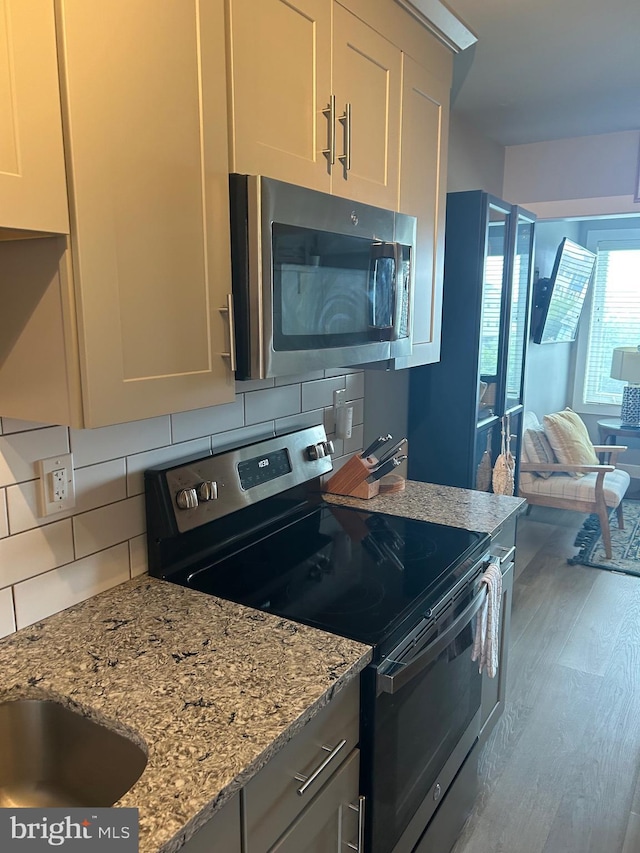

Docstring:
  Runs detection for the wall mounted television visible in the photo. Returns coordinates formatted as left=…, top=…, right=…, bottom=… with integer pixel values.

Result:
left=531, top=237, right=596, bottom=344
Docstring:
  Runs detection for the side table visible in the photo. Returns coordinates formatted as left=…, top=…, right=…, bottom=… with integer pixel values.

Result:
left=597, top=418, right=640, bottom=462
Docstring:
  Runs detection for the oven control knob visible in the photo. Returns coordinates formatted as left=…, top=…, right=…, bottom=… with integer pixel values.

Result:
left=323, top=440, right=335, bottom=456
left=307, top=443, right=326, bottom=460
left=197, top=481, right=218, bottom=502
left=176, top=488, right=199, bottom=510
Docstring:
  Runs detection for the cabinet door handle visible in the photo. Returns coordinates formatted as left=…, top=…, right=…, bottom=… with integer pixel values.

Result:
left=219, top=293, right=237, bottom=372
left=345, top=796, right=366, bottom=851
left=323, top=94, right=336, bottom=166
left=338, top=103, right=351, bottom=172
left=294, top=738, right=347, bottom=795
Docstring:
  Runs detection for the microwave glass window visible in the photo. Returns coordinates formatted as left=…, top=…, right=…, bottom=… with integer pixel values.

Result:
left=272, top=224, right=405, bottom=351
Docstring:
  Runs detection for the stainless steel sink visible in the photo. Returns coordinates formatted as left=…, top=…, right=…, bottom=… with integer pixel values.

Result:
left=0, top=699, right=148, bottom=807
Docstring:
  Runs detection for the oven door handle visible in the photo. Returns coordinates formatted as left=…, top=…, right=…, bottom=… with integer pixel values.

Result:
left=377, top=586, right=487, bottom=695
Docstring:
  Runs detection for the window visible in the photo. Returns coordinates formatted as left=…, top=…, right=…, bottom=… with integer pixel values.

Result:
left=573, top=229, right=640, bottom=413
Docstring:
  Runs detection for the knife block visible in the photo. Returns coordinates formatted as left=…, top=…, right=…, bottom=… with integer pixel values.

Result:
left=323, top=453, right=380, bottom=499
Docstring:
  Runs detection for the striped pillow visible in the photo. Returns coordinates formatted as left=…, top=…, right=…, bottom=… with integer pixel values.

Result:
left=543, top=408, right=599, bottom=477
left=522, top=426, right=555, bottom=478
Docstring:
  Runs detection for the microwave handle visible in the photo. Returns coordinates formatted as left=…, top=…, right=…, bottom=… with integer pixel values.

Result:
left=369, top=242, right=397, bottom=329
left=377, top=584, right=487, bottom=695
left=391, top=242, right=406, bottom=341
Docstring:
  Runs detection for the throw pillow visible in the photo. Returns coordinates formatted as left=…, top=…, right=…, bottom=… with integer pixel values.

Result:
left=522, top=426, right=555, bottom=478
left=542, top=408, right=599, bottom=477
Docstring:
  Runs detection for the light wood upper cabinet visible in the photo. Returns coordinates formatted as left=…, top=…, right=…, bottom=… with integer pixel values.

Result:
left=227, top=0, right=401, bottom=208
left=331, top=4, right=401, bottom=209
left=227, top=0, right=332, bottom=192
left=393, top=52, right=450, bottom=368
left=0, top=0, right=68, bottom=235
left=0, top=0, right=235, bottom=428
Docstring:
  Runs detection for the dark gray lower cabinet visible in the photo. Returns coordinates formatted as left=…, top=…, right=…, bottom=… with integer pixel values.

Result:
left=479, top=558, right=513, bottom=744
left=269, top=749, right=362, bottom=853
left=180, top=793, right=241, bottom=853
left=243, top=678, right=360, bottom=852
left=479, top=517, right=518, bottom=744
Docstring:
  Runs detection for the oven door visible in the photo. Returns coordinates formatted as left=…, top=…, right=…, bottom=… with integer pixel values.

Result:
left=362, top=576, right=485, bottom=853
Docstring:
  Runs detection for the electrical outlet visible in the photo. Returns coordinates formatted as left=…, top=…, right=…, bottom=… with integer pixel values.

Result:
left=36, top=453, right=76, bottom=517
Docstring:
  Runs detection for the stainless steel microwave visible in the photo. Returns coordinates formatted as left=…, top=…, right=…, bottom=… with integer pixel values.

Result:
left=229, top=174, right=417, bottom=380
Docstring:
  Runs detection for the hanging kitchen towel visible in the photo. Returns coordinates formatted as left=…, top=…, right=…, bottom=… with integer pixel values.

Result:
left=492, top=414, right=515, bottom=496
left=471, top=557, right=502, bottom=678
left=476, top=430, right=493, bottom=491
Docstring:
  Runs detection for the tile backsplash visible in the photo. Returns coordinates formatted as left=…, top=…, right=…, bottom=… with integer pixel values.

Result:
left=0, top=369, right=365, bottom=637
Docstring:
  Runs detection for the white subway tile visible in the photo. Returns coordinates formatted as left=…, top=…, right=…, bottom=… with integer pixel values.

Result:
left=0, top=490, right=7, bottom=538
left=0, top=520, right=74, bottom=588
left=0, top=426, right=69, bottom=487
left=275, top=409, right=324, bottom=435
left=245, top=385, right=300, bottom=425
left=0, top=588, right=15, bottom=637
left=126, top=439, right=210, bottom=497
left=129, top=535, right=148, bottom=578
left=171, top=397, right=243, bottom=444
left=212, top=423, right=274, bottom=452
left=275, top=371, right=324, bottom=386
left=346, top=372, right=365, bottom=399
left=6, top=459, right=127, bottom=535
left=1, top=418, right=52, bottom=433
left=301, top=377, right=346, bottom=411
left=70, top=417, right=171, bottom=467
left=73, top=496, right=145, bottom=560
left=235, top=377, right=275, bottom=392
left=13, top=544, right=130, bottom=629
left=324, top=367, right=356, bottom=377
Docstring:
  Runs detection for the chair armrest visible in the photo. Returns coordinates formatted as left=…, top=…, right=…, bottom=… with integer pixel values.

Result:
left=592, top=445, right=627, bottom=465
left=520, top=462, right=615, bottom=474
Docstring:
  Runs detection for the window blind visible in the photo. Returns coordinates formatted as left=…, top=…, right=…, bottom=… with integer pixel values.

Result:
left=582, top=239, right=640, bottom=406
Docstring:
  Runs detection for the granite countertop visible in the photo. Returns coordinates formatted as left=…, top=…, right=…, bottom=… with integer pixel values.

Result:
left=0, top=577, right=372, bottom=853
left=323, top=479, right=526, bottom=535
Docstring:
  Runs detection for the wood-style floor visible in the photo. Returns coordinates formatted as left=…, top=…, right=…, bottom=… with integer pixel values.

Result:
left=452, top=503, right=640, bottom=853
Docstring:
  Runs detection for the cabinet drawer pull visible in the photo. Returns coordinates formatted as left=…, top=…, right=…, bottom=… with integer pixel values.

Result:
left=323, top=94, right=336, bottom=166
left=294, top=738, right=347, bottom=795
left=345, top=795, right=366, bottom=851
left=338, top=103, right=351, bottom=172
left=219, top=293, right=237, bottom=372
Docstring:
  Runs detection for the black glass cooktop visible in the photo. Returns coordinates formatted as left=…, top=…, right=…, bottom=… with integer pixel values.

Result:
left=184, top=504, right=489, bottom=647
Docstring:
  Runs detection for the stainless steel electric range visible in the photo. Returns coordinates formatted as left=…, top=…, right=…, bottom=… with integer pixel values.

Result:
left=145, top=425, right=491, bottom=853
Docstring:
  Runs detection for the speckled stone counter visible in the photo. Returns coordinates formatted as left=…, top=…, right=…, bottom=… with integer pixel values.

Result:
left=0, top=577, right=371, bottom=853
left=324, top=479, right=526, bottom=535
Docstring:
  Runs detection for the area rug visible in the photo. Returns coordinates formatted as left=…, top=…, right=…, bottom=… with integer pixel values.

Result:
left=568, top=499, right=640, bottom=576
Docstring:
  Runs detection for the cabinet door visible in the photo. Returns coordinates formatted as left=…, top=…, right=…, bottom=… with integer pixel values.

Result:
left=58, top=0, right=234, bottom=426
left=332, top=3, right=401, bottom=209
left=228, top=0, right=332, bottom=193
left=0, top=0, right=68, bottom=234
left=504, top=210, right=535, bottom=413
left=479, top=558, right=513, bottom=743
left=394, top=53, right=449, bottom=368
left=269, top=749, right=362, bottom=853
left=479, top=202, right=512, bottom=424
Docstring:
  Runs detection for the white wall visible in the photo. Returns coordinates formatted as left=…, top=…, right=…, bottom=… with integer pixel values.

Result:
left=447, top=113, right=505, bottom=198
left=503, top=130, right=640, bottom=217
left=0, top=370, right=366, bottom=638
